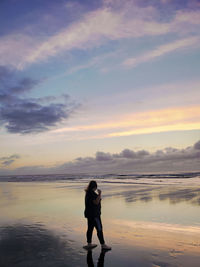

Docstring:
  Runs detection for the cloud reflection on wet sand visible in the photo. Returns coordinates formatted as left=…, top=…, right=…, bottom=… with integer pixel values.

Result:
left=103, top=185, right=200, bottom=206
left=0, top=223, right=84, bottom=267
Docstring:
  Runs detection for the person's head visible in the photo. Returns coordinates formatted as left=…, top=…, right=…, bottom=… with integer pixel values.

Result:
left=85, top=180, right=97, bottom=193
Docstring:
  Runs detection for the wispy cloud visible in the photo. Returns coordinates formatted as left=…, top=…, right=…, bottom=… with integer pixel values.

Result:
left=173, top=9, right=200, bottom=28
left=123, top=36, right=200, bottom=67
left=0, top=34, right=40, bottom=70
left=21, top=7, right=167, bottom=68
left=65, top=50, right=120, bottom=75
left=0, top=154, right=20, bottom=166
left=51, top=105, right=200, bottom=139
left=1, top=1, right=199, bottom=69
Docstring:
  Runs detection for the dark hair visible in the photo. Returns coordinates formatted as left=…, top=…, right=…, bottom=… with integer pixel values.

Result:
left=85, top=180, right=97, bottom=193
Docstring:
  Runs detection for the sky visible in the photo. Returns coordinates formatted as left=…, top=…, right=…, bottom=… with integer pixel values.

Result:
left=0, top=0, right=200, bottom=175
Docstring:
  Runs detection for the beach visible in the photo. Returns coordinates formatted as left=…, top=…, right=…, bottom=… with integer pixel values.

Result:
left=0, top=174, right=200, bottom=267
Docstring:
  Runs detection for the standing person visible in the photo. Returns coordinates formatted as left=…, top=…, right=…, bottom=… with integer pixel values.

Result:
left=84, top=180, right=111, bottom=250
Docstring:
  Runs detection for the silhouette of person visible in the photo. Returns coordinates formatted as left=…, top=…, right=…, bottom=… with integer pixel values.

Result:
left=87, top=249, right=108, bottom=267
left=84, top=180, right=111, bottom=250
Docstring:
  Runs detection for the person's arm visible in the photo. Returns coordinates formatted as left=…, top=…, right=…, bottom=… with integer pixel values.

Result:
left=93, top=189, right=101, bottom=205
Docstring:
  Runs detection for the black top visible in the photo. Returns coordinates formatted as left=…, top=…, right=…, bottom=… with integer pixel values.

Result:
left=84, top=190, right=101, bottom=218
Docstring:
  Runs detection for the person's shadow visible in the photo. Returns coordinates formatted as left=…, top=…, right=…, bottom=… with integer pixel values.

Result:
left=87, top=249, right=108, bottom=267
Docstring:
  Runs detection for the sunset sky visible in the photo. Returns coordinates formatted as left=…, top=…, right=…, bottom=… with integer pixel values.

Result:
left=0, top=0, right=200, bottom=174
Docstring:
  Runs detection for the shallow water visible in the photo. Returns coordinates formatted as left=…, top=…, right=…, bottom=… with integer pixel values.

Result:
left=0, top=180, right=200, bottom=266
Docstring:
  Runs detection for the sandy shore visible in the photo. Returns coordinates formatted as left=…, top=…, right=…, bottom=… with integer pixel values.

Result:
left=0, top=180, right=200, bottom=266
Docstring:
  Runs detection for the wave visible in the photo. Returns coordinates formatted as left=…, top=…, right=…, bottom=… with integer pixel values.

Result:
left=0, top=172, right=200, bottom=184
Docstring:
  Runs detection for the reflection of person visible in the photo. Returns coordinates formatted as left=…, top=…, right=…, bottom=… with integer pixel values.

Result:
left=87, top=249, right=107, bottom=267
left=84, top=180, right=111, bottom=250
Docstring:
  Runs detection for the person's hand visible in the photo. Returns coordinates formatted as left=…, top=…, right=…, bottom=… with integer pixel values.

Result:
left=97, top=189, right=101, bottom=195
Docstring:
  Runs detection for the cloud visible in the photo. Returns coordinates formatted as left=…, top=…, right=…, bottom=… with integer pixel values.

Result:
left=119, top=149, right=137, bottom=159
left=21, top=6, right=166, bottom=68
left=51, top=105, right=200, bottom=139
left=0, top=33, right=40, bottom=70
left=9, top=78, right=39, bottom=95
left=1, top=102, right=71, bottom=134
left=0, top=154, right=20, bottom=166
left=123, top=36, right=200, bottom=67
left=172, top=9, right=200, bottom=30
left=114, top=149, right=150, bottom=159
left=108, top=105, right=200, bottom=137
left=96, top=151, right=113, bottom=161
left=0, top=66, right=78, bottom=134
left=57, top=140, right=200, bottom=173
left=66, top=50, right=119, bottom=75
left=0, top=65, right=12, bottom=82
left=2, top=140, right=200, bottom=174
left=194, top=140, right=200, bottom=150
left=1, top=1, right=200, bottom=69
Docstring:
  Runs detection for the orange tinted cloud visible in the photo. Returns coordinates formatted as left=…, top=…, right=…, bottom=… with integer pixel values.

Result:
left=53, top=105, right=200, bottom=138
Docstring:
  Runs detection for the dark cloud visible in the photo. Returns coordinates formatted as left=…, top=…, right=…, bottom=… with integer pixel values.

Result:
left=1, top=140, right=199, bottom=174
left=0, top=154, right=20, bottom=166
left=9, top=78, right=39, bottom=95
left=56, top=140, right=200, bottom=174
left=1, top=102, right=70, bottom=134
left=194, top=140, right=200, bottom=150
left=2, top=160, right=15, bottom=166
left=0, top=66, right=12, bottom=83
left=114, top=149, right=150, bottom=159
left=0, top=66, right=78, bottom=134
left=37, top=140, right=200, bottom=174
left=96, top=151, right=112, bottom=161
left=119, top=149, right=137, bottom=159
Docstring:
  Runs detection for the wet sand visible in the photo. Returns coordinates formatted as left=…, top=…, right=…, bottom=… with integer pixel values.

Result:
left=0, top=180, right=200, bottom=266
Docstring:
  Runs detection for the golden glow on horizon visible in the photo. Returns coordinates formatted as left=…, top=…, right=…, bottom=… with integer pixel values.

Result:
left=109, top=122, right=200, bottom=137
left=52, top=105, right=200, bottom=138
left=1, top=104, right=200, bottom=169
